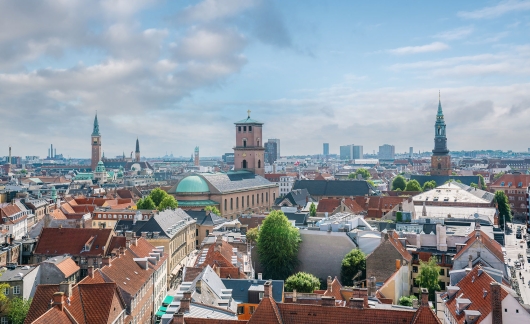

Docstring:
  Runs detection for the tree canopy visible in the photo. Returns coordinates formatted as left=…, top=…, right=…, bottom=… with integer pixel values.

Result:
left=136, top=196, right=156, bottom=210
left=398, top=295, right=418, bottom=307
left=257, top=210, right=301, bottom=280
left=246, top=227, right=259, bottom=244
left=7, top=297, right=31, bottom=324
left=405, top=179, right=422, bottom=192
left=205, top=206, right=221, bottom=215
left=158, top=195, right=178, bottom=211
left=340, top=249, right=366, bottom=286
left=416, top=256, right=441, bottom=301
left=149, top=188, right=168, bottom=206
left=136, top=188, right=178, bottom=211
left=309, top=202, right=316, bottom=217
left=422, top=180, right=437, bottom=191
left=392, top=175, right=407, bottom=191
left=285, top=272, right=321, bottom=293
left=470, top=182, right=478, bottom=189
left=478, top=174, right=486, bottom=188
left=494, top=191, right=512, bottom=227
left=493, top=172, right=505, bottom=180
left=348, top=168, right=371, bottom=180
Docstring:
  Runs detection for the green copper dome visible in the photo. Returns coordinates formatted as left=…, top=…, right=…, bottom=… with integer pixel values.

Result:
left=176, top=175, right=210, bottom=193
left=95, top=160, right=106, bottom=172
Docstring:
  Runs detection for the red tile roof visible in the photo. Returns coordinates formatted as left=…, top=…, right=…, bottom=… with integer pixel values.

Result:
left=33, top=228, right=114, bottom=257
left=55, top=258, right=80, bottom=278
left=0, top=204, right=21, bottom=217
left=323, top=277, right=343, bottom=301
left=29, top=307, right=74, bottom=324
left=316, top=198, right=341, bottom=213
left=342, top=198, right=364, bottom=214
left=491, top=174, right=530, bottom=188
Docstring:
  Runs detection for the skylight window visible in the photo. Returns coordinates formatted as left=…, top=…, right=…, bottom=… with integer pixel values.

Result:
left=500, top=182, right=505, bottom=186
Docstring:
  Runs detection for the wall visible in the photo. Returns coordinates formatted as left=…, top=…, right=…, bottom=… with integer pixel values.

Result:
left=23, top=266, right=40, bottom=299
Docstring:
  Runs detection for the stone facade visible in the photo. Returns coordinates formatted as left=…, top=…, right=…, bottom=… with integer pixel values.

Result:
left=233, top=113, right=265, bottom=176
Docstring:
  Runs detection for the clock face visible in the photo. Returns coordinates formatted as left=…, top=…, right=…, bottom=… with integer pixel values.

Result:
left=242, top=153, right=246, bottom=157
left=437, top=158, right=441, bottom=161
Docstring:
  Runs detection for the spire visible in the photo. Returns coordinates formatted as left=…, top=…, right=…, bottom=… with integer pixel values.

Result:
left=437, top=91, right=443, bottom=117
left=135, top=137, right=140, bottom=153
left=92, top=113, right=100, bottom=136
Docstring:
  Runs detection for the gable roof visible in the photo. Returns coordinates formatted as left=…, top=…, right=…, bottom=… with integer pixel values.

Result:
left=293, top=180, right=372, bottom=197
left=34, top=228, right=114, bottom=256
left=454, top=229, right=504, bottom=264
left=316, top=198, right=341, bottom=213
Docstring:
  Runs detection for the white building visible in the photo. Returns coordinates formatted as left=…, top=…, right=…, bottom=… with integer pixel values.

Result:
left=279, top=175, right=295, bottom=196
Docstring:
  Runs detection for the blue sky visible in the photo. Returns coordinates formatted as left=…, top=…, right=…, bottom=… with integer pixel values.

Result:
left=1, top=0, right=529, bottom=158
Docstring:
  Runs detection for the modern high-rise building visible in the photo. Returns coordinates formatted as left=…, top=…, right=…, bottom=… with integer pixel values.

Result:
left=378, top=144, right=395, bottom=160
left=352, top=145, right=363, bottom=159
left=268, top=139, right=280, bottom=160
left=409, top=147, right=413, bottom=157
left=340, top=145, right=353, bottom=160
left=264, top=141, right=278, bottom=165
left=323, top=143, right=329, bottom=156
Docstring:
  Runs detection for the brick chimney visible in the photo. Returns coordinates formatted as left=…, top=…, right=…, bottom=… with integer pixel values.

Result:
left=52, top=292, right=65, bottom=311
left=87, top=266, right=94, bottom=278
left=420, top=288, right=429, bottom=306
left=59, top=282, right=72, bottom=298
left=327, top=276, right=333, bottom=292
left=179, top=291, right=192, bottom=313
left=101, top=257, right=111, bottom=267
left=172, top=313, right=184, bottom=324
left=348, top=297, right=365, bottom=309
left=264, top=281, right=272, bottom=298
left=490, top=282, right=503, bottom=324
left=321, top=296, right=335, bottom=306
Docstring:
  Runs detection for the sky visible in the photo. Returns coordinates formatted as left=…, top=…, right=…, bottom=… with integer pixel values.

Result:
left=1, top=0, right=530, bottom=158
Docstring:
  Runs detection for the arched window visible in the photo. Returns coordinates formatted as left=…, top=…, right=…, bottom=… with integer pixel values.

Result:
left=256, top=193, right=259, bottom=204
left=266, top=192, right=268, bottom=202
left=242, top=196, right=244, bottom=208
left=224, top=199, right=227, bottom=211
left=242, top=160, right=247, bottom=169
left=252, top=195, right=254, bottom=206
left=273, top=193, right=276, bottom=201
left=230, top=198, right=233, bottom=210
left=258, top=160, right=261, bottom=168
left=261, top=193, right=264, bottom=204
left=236, top=197, right=239, bottom=209
left=243, top=139, right=247, bottom=147
left=438, top=163, right=441, bottom=169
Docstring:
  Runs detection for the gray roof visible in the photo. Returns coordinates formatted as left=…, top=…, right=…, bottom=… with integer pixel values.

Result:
left=292, top=180, right=373, bottom=197
left=275, top=189, right=313, bottom=206
left=448, top=181, right=495, bottom=203
left=0, top=265, right=38, bottom=282
left=201, top=171, right=276, bottom=193
left=222, top=279, right=284, bottom=303
left=186, top=210, right=227, bottom=227
left=115, top=209, right=195, bottom=238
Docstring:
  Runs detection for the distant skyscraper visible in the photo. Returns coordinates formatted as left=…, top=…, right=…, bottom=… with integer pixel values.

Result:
left=340, top=145, right=353, bottom=160
left=268, top=139, right=280, bottom=160
left=323, top=143, right=329, bottom=156
left=409, top=147, right=413, bottom=158
left=352, top=145, right=363, bottom=159
left=265, top=141, right=278, bottom=164
left=378, top=144, right=395, bottom=160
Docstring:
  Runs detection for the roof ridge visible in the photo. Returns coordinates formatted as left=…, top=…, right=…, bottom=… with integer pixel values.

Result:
left=77, top=285, right=88, bottom=324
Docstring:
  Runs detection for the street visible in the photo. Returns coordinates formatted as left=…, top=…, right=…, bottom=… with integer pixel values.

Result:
left=504, top=221, right=530, bottom=304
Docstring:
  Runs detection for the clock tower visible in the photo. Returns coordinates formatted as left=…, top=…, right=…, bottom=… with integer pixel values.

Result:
left=233, top=110, right=265, bottom=176
left=91, top=113, right=102, bottom=171
left=431, top=93, right=451, bottom=176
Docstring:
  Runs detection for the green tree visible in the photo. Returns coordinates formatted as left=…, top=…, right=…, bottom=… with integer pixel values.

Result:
left=205, top=206, right=221, bottom=215
left=493, top=172, right=505, bottom=180
left=136, top=196, right=156, bottom=210
left=366, top=179, right=376, bottom=188
left=246, top=227, right=259, bottom=244
left=405, top=179, right=422, bottom=192
left=149, top=188, right=168, bottom=207
left=478, top=174, right=486, bottom=189
left=398, top=295, right=418, bottom=307
left=451, top=171, right=458, bottom=176
left=158, top=195, right=178, bottom=211
left=392, top=175, right=407, bottom=191
left=340, top=249, right=366, bottom=286
left=7, top=297, right=32, bottom=324
left=285, top=272, right=321, bottom=293
left=309, top=203, right=316, bottom=217
left=470, top=182, right=478, bottom=189
left=348, top=168, right=371, bottom=180
left=494, top=191, right=512, bottom=227
left=257, top=210, right=301, bottom=280
left=396, top=211, right=403, bottom=222
left=422, top=180, right=437, bottom=192
left=416, top=256, right=441, bottom=301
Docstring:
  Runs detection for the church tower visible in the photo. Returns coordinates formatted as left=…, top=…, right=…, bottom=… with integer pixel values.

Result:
left=431, top=93, right=452, bottom=176
left=194, top=146, right=200, bottom=166
left=233, top=110, right=265, bottom=176
left=135, top=138, right=140, bottom=162
left=91, top=113, right=102, bottom=171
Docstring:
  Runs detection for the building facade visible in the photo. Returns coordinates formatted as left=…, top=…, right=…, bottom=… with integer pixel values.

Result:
left=323, top=143, right=329, bottom=156
left=264, top=141, right=278, bottom=165
left=233, top=112, right=265, bottom=176
left=91, top=113, right=102, bottom=171
left=353, top=145, right=364, bottom=159
left=431, top=94, right=452, bottom=176
left=378, top=144, right=395, bottom=160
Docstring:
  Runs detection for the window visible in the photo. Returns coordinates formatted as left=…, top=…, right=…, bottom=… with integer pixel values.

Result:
left=439, top=281, right=446, bottom=291
left=3, top=287, right=8, bottom=295
left=243, top=126, right=247, bottom=131
left=436, top=255, right=442, bottom=263
left=247, top=195, right=249, bottom=206
left=249, top=126, right=252, bottom=131
left=252, top=195, right=254, bottom=206
left=230, top=198, right=233, bottom=210
left=237, top=306, right=244, bottom=315
left=238, top=126, right=241, bottom=132
left=261, top=193, right=264, bottom=204
left=236, top=197, right=239, bottom=209
left=13, top=286, right=20, bottom=295
left=445, top=255, right=453, bottom=264
left=196, top=229, right=198, bottom=236
left=256, top=194, right=259, bottom=204
left=266, top=192, right=268, bottom=202
left=243, top=139, right=247, bottom=147
left=1, top=317, right=8, bottom=324
left=413, top=266, right=418, bottom=273
left=242, top=196, right=245, bottom=208
left=440, top=269, right=445, bottom=276
left=98, top=214, right=101, bottom=218
left=206, top=230, right=209, bottom=236
left=224, top=199, right=227, bottom=211
left=249, top=306, right=256, bottom=314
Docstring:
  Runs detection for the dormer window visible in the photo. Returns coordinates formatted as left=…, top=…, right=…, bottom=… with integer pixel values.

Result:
left=508, top=182, right=512, bottom=187
left=501, top=182, right=505, bottom=186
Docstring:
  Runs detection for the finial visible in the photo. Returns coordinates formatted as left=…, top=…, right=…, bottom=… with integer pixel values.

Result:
left=439, top=90, right=440, bottom=101
left=247, top=109, right=251, bottom=118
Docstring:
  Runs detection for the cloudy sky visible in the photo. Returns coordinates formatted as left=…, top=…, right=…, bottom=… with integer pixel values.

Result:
left=1, top=0, right=530, bottom=158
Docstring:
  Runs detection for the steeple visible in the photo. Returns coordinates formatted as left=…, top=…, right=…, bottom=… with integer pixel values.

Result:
left=135, top=138, right=140, bottom=153
left=432, top=92, right=449, bottom=156
left=437, top=90, right=443, bottom=117
left=92, top=113, right=100, bottom=136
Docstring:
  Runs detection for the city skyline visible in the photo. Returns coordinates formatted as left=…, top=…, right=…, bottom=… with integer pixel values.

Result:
left=1, top=1, right=530, bottom=157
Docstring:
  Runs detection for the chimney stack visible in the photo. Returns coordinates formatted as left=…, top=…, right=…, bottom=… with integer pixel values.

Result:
left=179, top=291, right=191, bottom=313
left=59, top=282, right=72, bottom=298
left=490, top=282, right=503, bottom=324
left=327, top=276, right=333, bottom=292
left=264, top=281, right=272, bottom=298
left=348, top=297, right=365, bottom=309
left=52, top=292, right=65, bottom=311
left=172, top=313, right=184, bottom=324
left=101, top=257, right=111, bottom=267
left=87, top=266, right=94, bottom=278
left=420, top=288, right=429, bottom=307
left=321, top=296, right=335, bottom=307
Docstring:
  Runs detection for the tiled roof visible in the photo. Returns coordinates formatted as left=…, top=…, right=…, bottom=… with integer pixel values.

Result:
left=445, top=266, right=509, bottom=324
left=247, top=296, right=282, bottom=324
left=25, top=285, right=60, bottom=323
left=30, top=307, right=74, bottom=324
left=0, top=204, right=21, bottom=217
left=34, top=228, right=114, bottom=256
left=55, top=258, right=80, bottom=278
left=342, top=198, right=364, bottom=214
left=50, top=208, right=67, bottom=219
left=491, top=174, right=530, bottom=188
left=316, top=198, right=341, bottom=213
left=323, top=277, right=343, bottom=301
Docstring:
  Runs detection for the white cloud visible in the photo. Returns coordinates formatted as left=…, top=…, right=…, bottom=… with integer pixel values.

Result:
left=178, top=0, right=259, bottom=23
left=458, top=0, right=530, bottom=19
left=434, top=26, right=474, bottom=40
left=388, top=42, right=449, bottom=55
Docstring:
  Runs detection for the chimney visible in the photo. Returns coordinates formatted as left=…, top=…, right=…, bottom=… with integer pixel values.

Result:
left=292, top=289, right=297, bottom=302
left=348, top=297, right=365, bottom=309
left=264, top=281, right=272, bottom=298
left=395, top=259, right=401, bottom=271
left=101, top=257, right=111, bottom=267
left=119, top=247, right=125, bottom=255
left=327, top=276, right=333, bottom=292
left=52, top=292, right=65, bottom=311
left=87, top=266, right=94, bottom=278
left=258, top=273, right=262, bottom=280
left=491, top=282, right=503, bottom=324
left=179, top=291, right=191, bottom=313
left=172, top=313, right=184, bottom=324
left=59, top=282, right=72, bottom=297
left=420, top=288, right=429, bottom=306
left=468, top=255, right=473, bottom=269
left=321, top=296, right=335, bottom=306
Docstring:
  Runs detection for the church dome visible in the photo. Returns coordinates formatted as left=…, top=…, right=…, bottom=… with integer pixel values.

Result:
left=176, top=175, right=209, bottom=193
left=95, top=161, right=106, bottom=172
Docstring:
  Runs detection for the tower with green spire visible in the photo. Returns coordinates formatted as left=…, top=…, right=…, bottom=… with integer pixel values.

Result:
left=135, top=137, right=140, bottom=162
left=91, top=113, right=102, bottom=171
left=431, top=92, right=452, bottom=176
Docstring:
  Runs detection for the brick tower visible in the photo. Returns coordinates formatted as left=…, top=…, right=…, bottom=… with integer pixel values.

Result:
left=91, top=113, right=102, bottom=171
left=194, top=146, right=200, bottom=166
left=431, top=92, right=451, bottom=176
left=233, top=110, right=265, bottom=176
